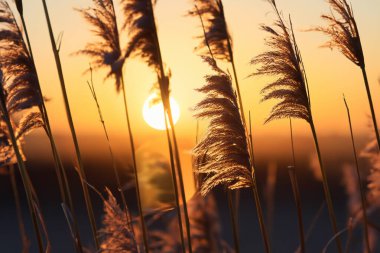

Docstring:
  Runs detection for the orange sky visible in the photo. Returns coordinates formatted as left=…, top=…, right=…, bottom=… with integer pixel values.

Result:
left=15, top=0, right=380, bottom=198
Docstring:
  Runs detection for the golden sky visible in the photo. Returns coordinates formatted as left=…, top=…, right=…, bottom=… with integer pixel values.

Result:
left=17, top=0, right=380, bottom=196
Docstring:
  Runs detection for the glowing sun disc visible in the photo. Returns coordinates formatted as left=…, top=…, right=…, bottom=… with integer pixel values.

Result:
left=143, top=94, right=180, bottom=130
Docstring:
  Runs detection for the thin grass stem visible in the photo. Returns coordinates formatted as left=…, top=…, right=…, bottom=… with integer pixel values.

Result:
left=40, top=0, right=99, bottom=248
left=343, top=95, right=371, bottom=253
left=227, top=190, right=241, bottom=253
left=288, top=119, right=306, bottom=253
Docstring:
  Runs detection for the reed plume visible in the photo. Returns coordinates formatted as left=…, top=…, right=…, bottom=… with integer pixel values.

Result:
left=99, top=188, right=138, bottom=253
left=122, top=0, right=191, bottom=252
left=76, top=0, right=124, bottom=91
left=189, top=0, right=248, bottom=141
left=251, top=1, right=342, bottom=252
left=314, top=0, right=380, bottom=150
left=193, top=57, right=252, bottom=195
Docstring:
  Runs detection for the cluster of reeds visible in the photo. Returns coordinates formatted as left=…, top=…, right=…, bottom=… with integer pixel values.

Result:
left=0, top=0, right=379, bottom=252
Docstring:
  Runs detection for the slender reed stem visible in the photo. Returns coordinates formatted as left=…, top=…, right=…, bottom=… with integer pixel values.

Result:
left=40, top=0, right=99, bottom=248
left=288, top=119, right=306, bottom=253
left=164, top=116, right=187, bottom=253
left=227, top=190, right=240, bottom=253
left=87, top=74, right=131, bottom=230
left=361, top=66, right=380, bottom=151
left=343, top=96, right=371, bottom=253
left=9, top=164, right=30, bottom=253
left=0, top=94, right=44, bottom=253
left=248, top=113, right=271, bottom=253
left=17, top=8, right=84, bottom=253
left=120, top=76, right=150, bottom=253
left=309, top=120, right=343, bottom=253
left=148, top=1, right=192, bottom=251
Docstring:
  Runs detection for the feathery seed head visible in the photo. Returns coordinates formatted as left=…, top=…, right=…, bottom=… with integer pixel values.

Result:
left=251, top=0, right=311, bottom=124
left=76, top=0, right=124, bottom=91
left=189, top=0, right=231, bottom=61
left=122, top=0, right=161, bottom=71
left=99, top=188, right=138, bottom=253
left=193, top=57, right=252, bottom=196
left=314, top=0, right=364, bottom=66
left=0, top=1, right=41, bottom=114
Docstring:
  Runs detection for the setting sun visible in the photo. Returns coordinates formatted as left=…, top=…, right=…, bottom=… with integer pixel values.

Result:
left=142, top=93, right=180, bottom=130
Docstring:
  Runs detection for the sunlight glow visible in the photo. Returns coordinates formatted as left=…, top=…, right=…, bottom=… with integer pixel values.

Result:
left=143, top=94, right=180, bottom=130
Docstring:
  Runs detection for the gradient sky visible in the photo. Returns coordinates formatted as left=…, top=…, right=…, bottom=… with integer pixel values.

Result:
left=15, top=0, right=380, bottom=196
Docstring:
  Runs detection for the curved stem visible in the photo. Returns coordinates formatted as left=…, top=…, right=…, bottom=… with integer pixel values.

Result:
left=343, top=97, right=371, bottom=253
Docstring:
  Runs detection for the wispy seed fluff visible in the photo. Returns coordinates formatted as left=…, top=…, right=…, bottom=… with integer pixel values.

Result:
left=193, top=57, right=252, bottom=196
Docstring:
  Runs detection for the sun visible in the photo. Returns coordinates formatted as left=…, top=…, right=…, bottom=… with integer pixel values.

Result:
left=143, top=94, right=180, bottom=130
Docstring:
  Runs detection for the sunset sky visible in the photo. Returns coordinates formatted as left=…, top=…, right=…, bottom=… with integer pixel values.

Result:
left=16, top=0, right=380, bottom=194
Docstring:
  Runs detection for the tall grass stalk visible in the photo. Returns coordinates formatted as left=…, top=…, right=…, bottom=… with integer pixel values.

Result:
left=164, top=115, right=187, bottom=253
left=248, top=113, right=271, bottom=253
left=119, top=76, right=150, bottom=252
left=40, top=0, right=99, bottom=248
left=288, top=119, right=306, bottom=253
left=11, top=3, right=84, bottom=250
left=343, top=96, right=371, bottom=253
left=227, top=190, right=241, bottom=253
left=9, top=164, right=30, bottom=253
left=0, top=86, right=44, bottom=253
left=251, top=1, right=342, bottom=251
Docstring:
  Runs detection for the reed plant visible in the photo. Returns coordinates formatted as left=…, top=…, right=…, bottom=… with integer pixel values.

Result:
left=0, top=2, right=84, bottom=251
left=40, top=0, right=100, bottom=248
left=250, top=0, right=342, bottom=252
left=314, top=0, right=380, bottom=151
left=189, top=2, right=271, bottom=252
left=0, top=71, right=45, bottom=253
left=193, top=56, right=270, bottom=252
left=76, top=0, right=147, bottom=248
left=122, top=0, right=192, bottom=252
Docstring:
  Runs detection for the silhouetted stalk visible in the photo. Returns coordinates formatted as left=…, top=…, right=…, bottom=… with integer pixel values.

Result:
left=40, top=0, right=99, bottom=248
left=288, top=119, right=306, bottom=253
left=0, top=90, right=44, bottom=253
left=226, top=190, right=240, bottom=253
left=9, top=164, right=30, bottom=253
left=87, top=72, right=131, bottom=231
left=16, top=12, right=84, bottom=252
left=248, top=113, right=271, bottom=253
left=147, top=1, right=192, bottom=252
left=164, top=116, right=187, bottom=253
left=309, top=119, right=343, bottom=253
left=343, top=96, right=371, bottom=253
left=120, top=76, right=150, bottom=253
left=360, top=67, right=380, bottom=151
